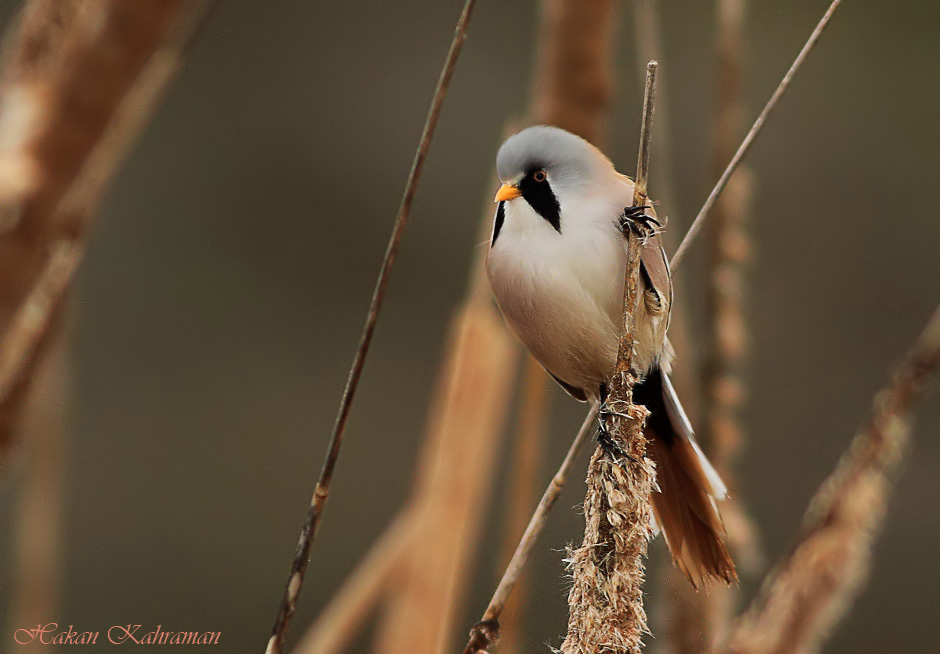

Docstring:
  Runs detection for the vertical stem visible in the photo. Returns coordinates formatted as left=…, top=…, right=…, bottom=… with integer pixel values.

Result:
left=561, top=62, right=658, bottom=654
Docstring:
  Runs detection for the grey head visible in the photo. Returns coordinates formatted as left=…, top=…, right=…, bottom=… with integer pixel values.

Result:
left=495, top=125, right=614, bottom=189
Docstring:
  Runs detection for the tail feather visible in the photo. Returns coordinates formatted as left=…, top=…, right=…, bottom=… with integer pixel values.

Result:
left=635, top=367, right=737, bottom=587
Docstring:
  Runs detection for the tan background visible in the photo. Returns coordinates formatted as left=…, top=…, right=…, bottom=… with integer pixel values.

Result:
left=1, top=1, right=938, bottom=652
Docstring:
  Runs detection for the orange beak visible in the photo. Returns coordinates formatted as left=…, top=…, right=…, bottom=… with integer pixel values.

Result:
left=494, top=183, right=522, bottom=202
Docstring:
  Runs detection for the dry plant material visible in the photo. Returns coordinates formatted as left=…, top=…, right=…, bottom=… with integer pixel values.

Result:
left=495, top=357, right=549, bottom=654
left=463, top=406, right=599, bottom=654
left=663, top=0, right=758, bottom=651
left=264, top=3, right=477, bottom=652
left=291, top=509, right=417, bottom=654
left=10, top=326, right=67, bottom=651
left=0, top=0, right=204, bottom=472
left=670, top=0, right=843, bottom=269
left=373, top=301, right=517, bottom=654
left=721, top=303, right=940, bottom=654
left=561, top=62, right=658, bottom=654
left=531, top=0, right=616, bottom=146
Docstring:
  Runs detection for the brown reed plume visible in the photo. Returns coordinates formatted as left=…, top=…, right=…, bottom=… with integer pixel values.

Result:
left=372, top=297, right=518, bottom=654
left=463, top=406, right=599, bottom=654
left=560, top=62, right=658, bottom=654
left=721, top=302, right=940, bottom=654
left=0, top=0, right=204, bottom=474
left=294, top=213, right=519, bottom=654
left=263, top=4, right=477, bottom=652
left=660, top=0, right=758, bottom=651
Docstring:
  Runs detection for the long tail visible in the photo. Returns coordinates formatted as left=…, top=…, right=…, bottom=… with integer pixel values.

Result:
left=634, top=366, right=737, bottom=587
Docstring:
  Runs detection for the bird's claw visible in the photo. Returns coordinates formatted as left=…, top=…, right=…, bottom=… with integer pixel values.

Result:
left=597, top=402, right=638, bottom=464
left=619, top=204, right=660, bottom=243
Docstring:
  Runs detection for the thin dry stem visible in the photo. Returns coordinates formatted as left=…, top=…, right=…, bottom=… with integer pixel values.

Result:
left=670, top=0, right=843, bottom=269
left=721, top=303, right=940, bottom=654
left=463, top=406, right=599, bottom=654
left=264, top=3, right=477, bottom=651
left=495, top=358, right=549, bottom=654
left=560, top=62, right=658, bottom=654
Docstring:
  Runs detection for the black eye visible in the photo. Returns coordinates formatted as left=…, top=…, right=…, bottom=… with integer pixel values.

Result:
left=532, top=170, right=547, bottom=183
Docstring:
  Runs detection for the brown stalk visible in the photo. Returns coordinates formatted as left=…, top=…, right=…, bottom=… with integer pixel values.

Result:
left=0, top=0, right=209, bottom=473
left=721, top=302, right=940, bottom=654
left=9, top=325, right=67, bottom=654
left=293, top=196, right=517, bottom=654
left=264, top=3, right=477, bottom=652
left=662, top=1, right=759, bottom=651
left=530, top=0, right=616, bottom=145
left=670, top=0, right=843, bottom=269
left=372, top=299, right=517, bottom=654
left=560, top=62, right=658, bottom=654
left=494, top=357, right=548, bottom=654
left=463, top=405, right=599, bottom=654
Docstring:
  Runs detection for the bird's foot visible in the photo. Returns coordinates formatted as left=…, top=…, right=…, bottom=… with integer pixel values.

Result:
left=619, top=204, right=660, bottom=243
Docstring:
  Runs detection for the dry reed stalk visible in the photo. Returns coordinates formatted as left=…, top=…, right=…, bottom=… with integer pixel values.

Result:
left=530, top=0, right=616, bottom=146
left=495, top=357, right=548, bottom=654
left=560, top=62, right=658, bottom=654
left=463, top=406, right=599, bottom=654
left=293, top=200, right=517, bottom=654
left=291, top=509, right=418, bottom=654
left=662, top=1, right=757, bottom=651
left=373, top=300, right=517, bottom=654
left=0, top=0, right=207, bottom=472
left=670, top=0, right=843, bottom=270
left=721, top=302, right=940, bottom=654
left=9, top=325, right=66, bottom=654
left=264, top=4, right=477, bottom=652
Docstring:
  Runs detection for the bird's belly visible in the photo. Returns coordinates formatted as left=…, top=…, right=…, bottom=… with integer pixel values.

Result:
left=486, top=237, right=666, bottom=395
left=487, top=247, right=621, bottom=396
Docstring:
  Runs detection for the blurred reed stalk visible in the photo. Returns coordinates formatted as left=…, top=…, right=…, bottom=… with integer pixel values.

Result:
left=661, top=0, right=759, bottom=651
left=670, top=0, right=843, bottom=270
left=264, top=4, right=477, bottom=652
left=9, top=326, right=66, bottom=654
left=0, top=0, right=203, bottom=475
left=561, top=62, right=658, bottom=654
left=463, top=407, right=598, bottom=654
left=721, top=302, right=940, bottom=654
left=292, top=509, right=418, bottom=654
left=0, top=3, right=208, bottom=643
left=494, top=357, right=547, bottom=654
left=372, top=294, right=518, bottom=654
left=293, top=221, right=519, bottom=654
left=493, top=1, right=618, bottom=650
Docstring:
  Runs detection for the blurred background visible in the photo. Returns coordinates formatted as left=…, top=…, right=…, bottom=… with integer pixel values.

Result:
left=0, top=0, right=938, bottom=652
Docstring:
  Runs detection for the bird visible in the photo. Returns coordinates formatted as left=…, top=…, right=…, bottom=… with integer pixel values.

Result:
left=485, top=125, right=736, bottom=586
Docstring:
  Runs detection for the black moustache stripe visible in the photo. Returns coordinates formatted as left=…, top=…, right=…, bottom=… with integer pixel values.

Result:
left=491, top=201, right=506, bottom=246
left=519, top=173, right=561, bottom=233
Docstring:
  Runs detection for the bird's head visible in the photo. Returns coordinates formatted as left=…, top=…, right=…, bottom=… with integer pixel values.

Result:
left=493, top=125, right=616, bottom=232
